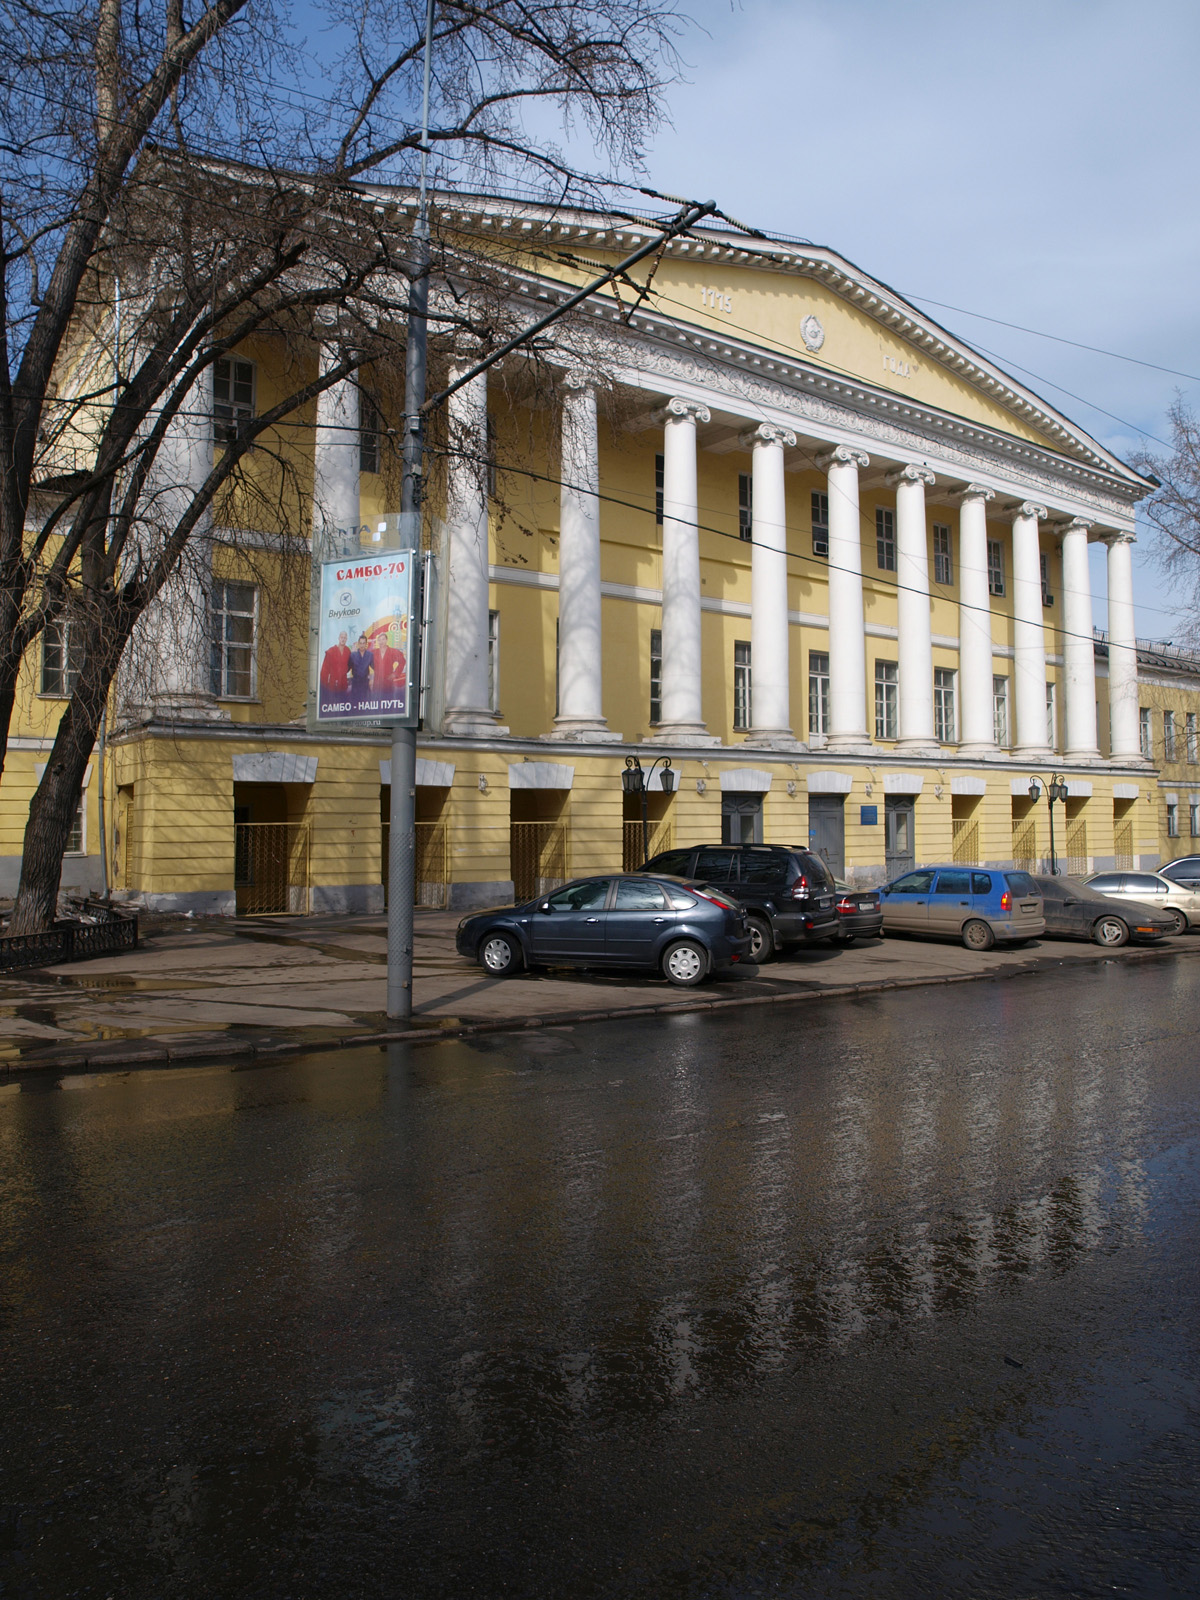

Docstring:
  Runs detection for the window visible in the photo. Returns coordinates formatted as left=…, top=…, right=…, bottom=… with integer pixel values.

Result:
left=993, top=675, right=1010, bottom=747
left=1140, top=706, right=1153, bottom=759
left=874, top=660, right=898, bottom=740
left=808, top=651, right=830, bottom=740
left=359, top=392, right=381, bottom=474
left=933, top=524, right=953, bottom=586
left=811, top=491, right=829, bottom=557
left=41, top=617, right=83, bottom=697
left=487, top=609, right=500, bottom=711
left=1040, top=551, right=1055, bottom=606
left=738, top=472, right=753, bottom=542
left=65, top=792, right=85, bottom=855
left=1164, top=710, right=1177, bottom=762
left=876, top=507, right=896, bottom=571
left=695, top=847, right=736, bottom=882
left=987, top=539, right=1006, bottom=597
left=547, top=879, right=610, bottom=912
left=486, top=415, right=498, bottom=498
left=933, top=869, right=971, bottom=895
left=734, top=640, right=752, bottom=730
left=1188, top=712, right=1198, bottom=764
left=934, top=667, right=957, bottom=744
left=1046, top=681, right=1058, bottom=750
left=613, top=879, right=666, bottom=911
left=654, top=453, right=664, bottom=525
left=210, top=581, right=257, bottom=698
left=1167, top=802, right=1179, bottom=838
left=1191, top=801, right=1199, bottom=838
left=649, top=627, right=662, bottom=724
left=213, top=356, right=255, bottom=445
left=971, top=872, right=993, bottom=896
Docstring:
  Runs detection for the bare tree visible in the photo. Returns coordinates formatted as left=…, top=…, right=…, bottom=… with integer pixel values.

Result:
left=0, top=0, right=686, bottom=931
left=1133, top=399, right=1200, bottom=636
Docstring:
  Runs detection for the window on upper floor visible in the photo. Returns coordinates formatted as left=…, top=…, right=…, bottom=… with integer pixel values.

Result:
left=1040, top=551, right=1055, bottom=607
left=993, top=675, right=1010, bottom=747
left=808, top=651, right=830, bottom=740
left=649, top=627, right=662, bottom=724
left=1140, top=706, right=1153, bottom=759
left=488, top=609, right=500, bottom=712
left=359, top=391, right=381, bottom=474
left=811, top=491, right=829, bottom=557
left=210, top=580, right=258, bottom=699
left=934, top=667, right=957, bottom=744
left=933, top=524, right=953, bottom=586
left=41, top=617, right=83, bottom=697
left=1164, top=710, right=1177, bottom=762
left=1046, top=681, right=1058, bottom=750
left=876, top=507, right=895, bottom=572
left=213, top=356, right=255, bottom=445
left=987, top=539, right=1006, bottom=597
left=738, top=472, right=753, bottom=542
left=654, top=453, right=664, bottom=525
left=874, top=660, right=898, bottom=741
left=1188, top=712, right=1198, bottom=764
left=733, top=640, right=752, bottom=730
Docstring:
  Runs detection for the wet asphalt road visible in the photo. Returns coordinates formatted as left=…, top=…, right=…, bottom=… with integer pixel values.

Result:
left=1, top=959, right=1199, bottom=1599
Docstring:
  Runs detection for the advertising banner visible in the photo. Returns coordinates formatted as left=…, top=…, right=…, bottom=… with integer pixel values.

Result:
left=315, top=551, right=418, bottom=725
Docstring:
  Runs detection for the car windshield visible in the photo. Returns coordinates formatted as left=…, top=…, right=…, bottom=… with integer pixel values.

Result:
left=1004, top=872, right=1037, bottom=896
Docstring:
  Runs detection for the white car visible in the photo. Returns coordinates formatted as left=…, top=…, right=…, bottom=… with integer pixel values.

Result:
left=1083, top=870, right=1200, bottom=935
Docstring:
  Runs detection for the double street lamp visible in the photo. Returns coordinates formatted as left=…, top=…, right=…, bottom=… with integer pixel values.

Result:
left=1028, top=773, right=1069, bottom=875
left=623, top=756, right=676, bottom=867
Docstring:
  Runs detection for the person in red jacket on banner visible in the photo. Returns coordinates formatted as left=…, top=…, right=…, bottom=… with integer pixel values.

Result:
left=377, top=623, right=407, bottom=706
left=319, top=631, right=351, bottom=708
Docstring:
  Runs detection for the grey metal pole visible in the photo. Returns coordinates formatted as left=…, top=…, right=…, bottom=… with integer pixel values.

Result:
left=387, top=723, right=417, bottom=1016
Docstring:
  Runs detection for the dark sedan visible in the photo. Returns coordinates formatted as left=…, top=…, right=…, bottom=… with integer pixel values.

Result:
left=455, top=873, right=752, bottom=987
left=830, top=880, right=884, bottom=943
left=1033, top=875, right=1174, bottom=946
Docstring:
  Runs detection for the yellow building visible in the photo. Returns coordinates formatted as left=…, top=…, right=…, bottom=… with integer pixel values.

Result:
left=4, top=193, right=1191, bottom=913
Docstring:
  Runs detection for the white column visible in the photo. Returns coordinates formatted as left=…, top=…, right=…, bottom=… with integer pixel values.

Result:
left=1105, top=533, right=1143, bottom=762
left=955, top=484, right=997, bottom=755
left=313, top=346, right=362, bottom=558
left=1010, top=500, right=1051, bottom=758
left=553, top=378, right=616, bottom=739
left=819, top=445, right=871, bottom=751
left=742, top=422, right=798, bottom=745
left=654, top=396, right=717, bottom=745
left=442, top=365, right=507, bottom=736
left=1060, top=518, right=1100, bottom=761
left=888, top=464, right=937, bottom=752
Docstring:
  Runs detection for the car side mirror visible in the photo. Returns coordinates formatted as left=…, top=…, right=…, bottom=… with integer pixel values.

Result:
left=538, top=901, right=552, bottom=914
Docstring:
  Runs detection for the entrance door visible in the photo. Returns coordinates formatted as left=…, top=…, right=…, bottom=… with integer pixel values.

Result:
left=721, top=793, right=763, bottom=844
left=884, top=797, right=916, bottom=878
left=807, top=795, right=846, bottom=879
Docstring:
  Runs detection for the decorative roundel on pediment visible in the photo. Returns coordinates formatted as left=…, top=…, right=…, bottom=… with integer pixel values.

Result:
left=800, top=314, right=825, bottom=353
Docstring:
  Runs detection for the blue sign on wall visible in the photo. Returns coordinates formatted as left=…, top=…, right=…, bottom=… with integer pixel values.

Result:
left=860, top=805, right=879, bottom=826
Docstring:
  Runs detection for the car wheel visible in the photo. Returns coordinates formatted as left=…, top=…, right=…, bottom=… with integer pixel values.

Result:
left=1164, top=909, right=1188, bottom=935
left=1092, top=915, right=1129, bottom=948
left=747, top=915, right=775, bottom=963
left=479, top=932, right=521, bottom=976
left=662, top=939, right=708, bottom=987
left=961, top=918, right=995, bottom=952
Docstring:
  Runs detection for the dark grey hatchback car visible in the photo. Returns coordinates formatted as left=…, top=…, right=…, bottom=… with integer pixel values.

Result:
left=455, top=873, right=752, bottom=987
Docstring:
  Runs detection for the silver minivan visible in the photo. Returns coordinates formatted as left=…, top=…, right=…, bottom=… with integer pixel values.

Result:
left=882, top=866, right=1045, bottom=950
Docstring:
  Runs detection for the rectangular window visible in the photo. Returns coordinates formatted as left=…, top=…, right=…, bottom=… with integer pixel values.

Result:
left=1164, top=710, right=1177, bottom=762
left=1140, top=706, right=1153, bottom=760
left=1040, top=551, right=1055, bottom=606
left=213, top=356, right=255, bottom=445
left=733, top=640, right=752, bottom=731
left=487, top=609, right=500, bottom=712
left=359, top=392, right=381, bottom=474
left=210, top=581, right=258, bottom=699
left=987, top=539, right=1006, bottom=597
left=933, top=524, right=953, bottom=586
left=65, top=793, right=85, bottom=855
left=486, top=415, right=498, bottom=498
left=40, top=617, right=83, bottom=697
left=1191, top=800, right=1200, bottom=838
left=649, top=627, right=662, bottom=724
left=934, top=667, right=957, bottom=744
left=874, top=659, right=898, bottom=741
left=808, top=651, right=830, bottom=739
left=993, top=675, right=1010, bottom=748
left=1188, top=712, right=1198, bottom=764
left=1046, top=681, right=1058, bottom=750
left=811, top=491, right=829, bottom=557
left=737, top=472, right=753, bottom=542
left=654, top=453, right=664, bottom=525
left=1167, top=802, right=1179, bottom=838
left=876, top=507, right=896, bottom=571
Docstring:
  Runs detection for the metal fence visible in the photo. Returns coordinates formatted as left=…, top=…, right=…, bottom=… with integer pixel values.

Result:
left=1064, top=821, right=1088, bottom=878
left=234, top=822, right=311, bottom=915
left=1012, top=820, right=1038, bottom=873
left=380, top=822, right=450, bottom=907
left=510, top=821, right=568, bottom=902
left=951, top=819, right=980, bottom=866
left=0, top=900, right=138, bottom=973
left=1114, top=821, right=1134, bottom=870
left=622, top=818, right=673, bottom=872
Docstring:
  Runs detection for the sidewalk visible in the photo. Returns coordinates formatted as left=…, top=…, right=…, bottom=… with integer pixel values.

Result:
left=2, top=910, right=1197, bottom=1073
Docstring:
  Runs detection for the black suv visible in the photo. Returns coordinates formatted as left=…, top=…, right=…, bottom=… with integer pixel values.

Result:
left=641, top=844, right=838, bottom=961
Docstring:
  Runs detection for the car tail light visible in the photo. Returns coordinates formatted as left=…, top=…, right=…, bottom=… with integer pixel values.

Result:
left=1000, top=891, right=1011, bottom=911
left=836, top=896, right=855, bottom=914
left=790, top=875, right=810, bottom=901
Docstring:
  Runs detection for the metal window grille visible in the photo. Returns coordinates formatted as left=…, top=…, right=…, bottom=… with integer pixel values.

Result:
left=623, top=818, right=673, bottom=872
left=993, top=675, right=1009, bottom=747
left=733, top=640, right=752, bottom=730
left=359, top=392, right=381, bottom=474
left=811, top=491, right=829, bottom=557
left=874, top=660, right=898, bottom=741
left=234, top=822, right=311, bottom=914
left=934, top=667, right=957, bottom=744
left=41, top=617, right=83, bottom=696
left=876, top=507, right=896, bottom=571
left=1140, top=707, right=1153, bottom=759
left=654, top=453, right=664, bottom=525
left=987, top=539, right=1006, bottom=596
left=1114, top=820, right=1134, bottom=869
left=1012, top=819, right=1037, bottom=872
left=510, top=821, right=568, bottom=901
left=738, top=472, right=753, bottom=541
left=808, top=651, right=830, bottom=738
left=1164, top=711, right=1176, bottom=761
left=488, top=609, right=500, bottom=711
left=1064, top=820, right=1088, bottom=876
left=649, top=627, right=662, bottom=723
left=380, top=821, right=449, bottom=907
left=211, top=581, right=258, bottom=698
left=952, top=818, right=979, bottom=866
left=933, top=524, right=953, bottom=586
left=213, top=356, right=255, bottom=445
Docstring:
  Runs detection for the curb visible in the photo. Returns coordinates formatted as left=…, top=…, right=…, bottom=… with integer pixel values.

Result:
left=4, top=936, right=1199, bottom=1078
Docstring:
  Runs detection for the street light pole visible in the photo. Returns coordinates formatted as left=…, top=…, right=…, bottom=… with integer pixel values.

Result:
left=622, top=755, right=675, bottom=866
left=1028, top=773, right=1069, bottom=875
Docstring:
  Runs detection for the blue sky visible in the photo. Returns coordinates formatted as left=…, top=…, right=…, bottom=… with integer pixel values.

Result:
left=638, top=0, right=1200, bottom=638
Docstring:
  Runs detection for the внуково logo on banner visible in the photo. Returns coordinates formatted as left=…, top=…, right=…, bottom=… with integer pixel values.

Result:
left=316, top=554, right=416, bottom=722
